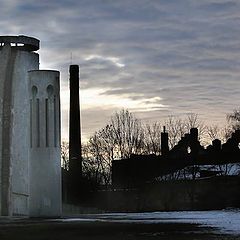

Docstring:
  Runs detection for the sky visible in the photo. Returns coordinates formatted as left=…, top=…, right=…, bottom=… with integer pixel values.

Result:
left=1, top=0, right=240, bottom=141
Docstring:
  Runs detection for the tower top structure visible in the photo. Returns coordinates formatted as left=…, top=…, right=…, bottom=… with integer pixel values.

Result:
left=0, top=35, right=39, bottom=51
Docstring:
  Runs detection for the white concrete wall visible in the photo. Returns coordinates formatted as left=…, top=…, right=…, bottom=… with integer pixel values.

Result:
left=29, top=70, right=62, bottom=217
left=0, top=44, right=39, bottom=216
left=0, top=44, right=12, bottom=215
left=11, top=50, right=39, bottom=216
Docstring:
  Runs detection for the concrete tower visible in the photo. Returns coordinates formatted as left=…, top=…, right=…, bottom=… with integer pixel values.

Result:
left=69, top=65, right=82, bottom=181
left=0, top=35, right=61, bottom=217
left=29, top=70, right=61, bottom=217
left=0, top=36, right=39, bottom=216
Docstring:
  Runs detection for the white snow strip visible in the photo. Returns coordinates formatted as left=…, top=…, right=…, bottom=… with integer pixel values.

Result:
left=59, top=210, right=240, bottom=235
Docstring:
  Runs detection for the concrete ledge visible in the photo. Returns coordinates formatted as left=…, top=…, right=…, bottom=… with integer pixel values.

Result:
left=0, top=35, right=39, bottom=51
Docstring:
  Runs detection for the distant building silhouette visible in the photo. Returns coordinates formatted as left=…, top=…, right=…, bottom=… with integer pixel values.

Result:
left=112, top=127, right=240, bottom=188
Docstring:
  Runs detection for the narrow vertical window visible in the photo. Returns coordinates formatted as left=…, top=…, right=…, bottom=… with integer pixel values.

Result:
left=30, top=99, right=32, bottom=148
left=31, top=86, right=38, bottom=148
left=54, top=96, right=57, bottom=147
left=47, top=84, right=54, bottom=147
left=36, top=98, right=40, bottom=147
left=45, top=99, right=49, bottom=147
left=58, top=97, right=61, bottom=147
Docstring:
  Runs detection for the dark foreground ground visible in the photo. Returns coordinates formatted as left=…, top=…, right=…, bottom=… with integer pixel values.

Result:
left=0, top=219, right=239, bottom=240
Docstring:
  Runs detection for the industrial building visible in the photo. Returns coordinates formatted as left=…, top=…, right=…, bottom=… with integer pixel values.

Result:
left=112, top=127, right=240, bottom=188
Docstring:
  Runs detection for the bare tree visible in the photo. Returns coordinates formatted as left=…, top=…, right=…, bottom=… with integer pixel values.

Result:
left=165, top=113, right=206, bottom=149
left=81, top=143, right=100, bottom=184
left=165, top=116, right=185, bottom=149
left=143, top=122, right=162, bottom=155
left=86, top=109, right=145, bottom=185
left=61, top=141, right=69, bottom=170
left=206, top=125, right=230, bottom=144
left=110, top=109, right=145, bottom=158
left=227, top=109, right=240, bottom=131
left=88, top=131, right=112, bottom=185
left=184, top=113, right=206, bottom=141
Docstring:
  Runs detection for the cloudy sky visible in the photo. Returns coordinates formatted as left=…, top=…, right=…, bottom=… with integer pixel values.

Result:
left=1, top=0, right=240, bottom=141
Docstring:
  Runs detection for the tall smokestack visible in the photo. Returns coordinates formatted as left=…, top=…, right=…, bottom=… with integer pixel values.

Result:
left=161, top=126, right=169, bottom=156
left=69, top=65, right=82, bottom=178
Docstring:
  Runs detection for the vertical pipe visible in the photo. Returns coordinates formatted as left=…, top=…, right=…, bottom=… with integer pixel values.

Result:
left=45, top=99, right=49, bottom=147
left=69, top=65, right=82, bottom=179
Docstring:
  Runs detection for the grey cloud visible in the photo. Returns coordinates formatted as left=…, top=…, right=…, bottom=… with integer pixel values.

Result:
left=198, top=1, right=238, bottom=12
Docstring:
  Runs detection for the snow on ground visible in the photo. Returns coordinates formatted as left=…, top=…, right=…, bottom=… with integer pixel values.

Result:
left=62, top=210, right=240, bottom=235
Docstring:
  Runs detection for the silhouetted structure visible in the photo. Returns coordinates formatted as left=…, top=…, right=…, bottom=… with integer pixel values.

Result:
left=161, top=126, right=169, bottom=156
left=69, top=65, right=82, bottom=181
left=112, top=127, right=240, bottom=188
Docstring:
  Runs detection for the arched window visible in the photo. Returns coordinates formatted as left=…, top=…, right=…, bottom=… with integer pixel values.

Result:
left=46, top=84, right=54, bottom=98
left=32, top=85, right=38, bottom=98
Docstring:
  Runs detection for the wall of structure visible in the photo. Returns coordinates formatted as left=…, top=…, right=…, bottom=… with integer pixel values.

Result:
left=95, top=176, right=240, bottom=212
left=0, top=42, right=39, bottom=216
left=29, top=70, right=62, bottom=217
left=11, top=50, right=39, bottom=216
left=0, top=44, right=11, bottom=215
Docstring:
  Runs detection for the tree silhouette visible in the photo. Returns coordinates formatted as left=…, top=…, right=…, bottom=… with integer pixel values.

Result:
left=227, top=109, right=240, bottom=131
